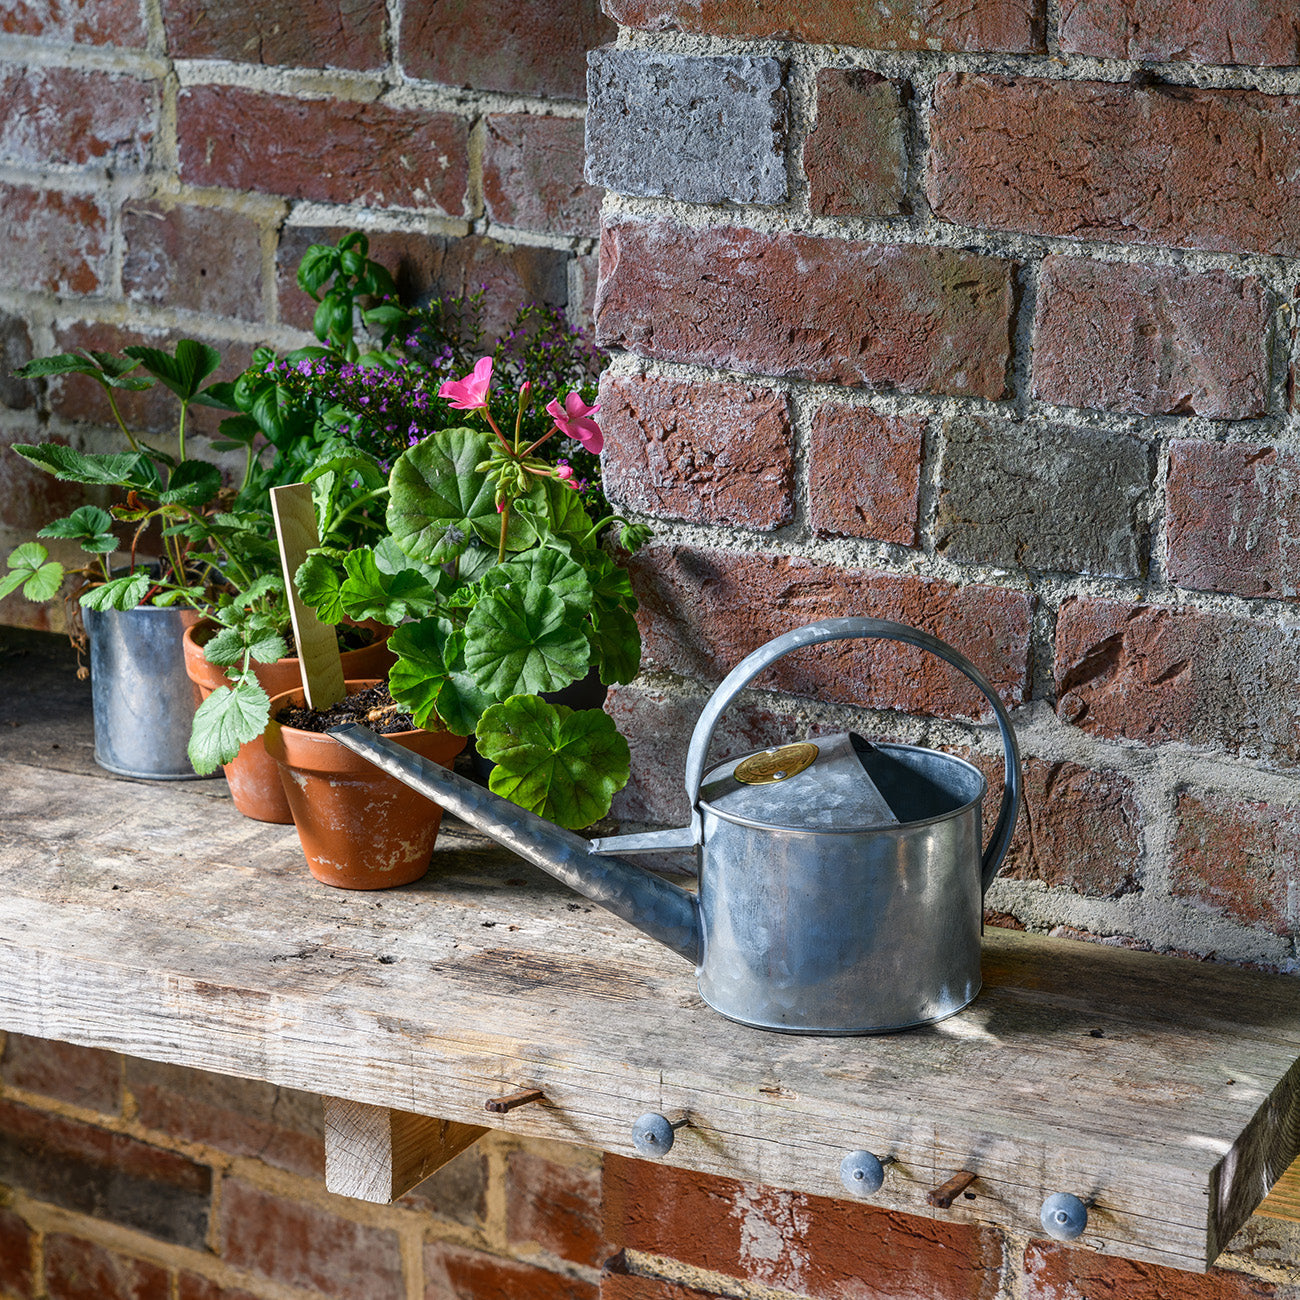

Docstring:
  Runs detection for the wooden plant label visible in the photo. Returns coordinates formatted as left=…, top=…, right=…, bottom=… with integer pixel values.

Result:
left=270, top=482, right=346, bottom=710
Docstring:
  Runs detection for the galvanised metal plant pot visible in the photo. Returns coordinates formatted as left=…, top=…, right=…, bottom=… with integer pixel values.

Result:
left=83, top=602, right=202, bottom=780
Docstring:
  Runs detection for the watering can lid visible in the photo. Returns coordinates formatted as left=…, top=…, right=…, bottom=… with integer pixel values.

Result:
left=697, top=732, right=983, bottom=833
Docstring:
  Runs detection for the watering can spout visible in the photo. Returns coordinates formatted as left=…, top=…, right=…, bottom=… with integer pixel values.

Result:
left=328, top=724, right=703, bottom=966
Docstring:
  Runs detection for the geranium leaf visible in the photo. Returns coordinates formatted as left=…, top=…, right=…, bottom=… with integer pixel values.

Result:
left=387, top=618, right=457, bottom=730
left=498, top=548, right=591, bottom=620
left=590, top=604, right=642, bottom=686
left=463, top=584, right=589, bottom=699
left=477, top=697, right=630, bottom=829
left=387, top=427, right=539, bottom=565
left=187, top=680, right=271, bottom=775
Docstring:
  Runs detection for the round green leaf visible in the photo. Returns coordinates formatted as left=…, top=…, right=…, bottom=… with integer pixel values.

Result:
left=463, top=585, right=589, bottom=699
left=498, top=548, right=591, bottom=620
left=477, top=697, right=630, bottom=829
left=387, top=428, right=540, bottom=566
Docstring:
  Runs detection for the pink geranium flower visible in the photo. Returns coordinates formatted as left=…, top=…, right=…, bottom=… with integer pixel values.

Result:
left=439, top=356, right=494, bottom=411
left=545, top=392, right=603, bottom=454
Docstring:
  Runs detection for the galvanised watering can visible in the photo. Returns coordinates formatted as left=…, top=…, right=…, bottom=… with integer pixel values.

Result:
left=331, top=618, right=1021, bottom=1035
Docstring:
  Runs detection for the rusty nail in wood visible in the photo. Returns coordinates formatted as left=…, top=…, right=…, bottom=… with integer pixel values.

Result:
left=928, top=1170, right=977, bottom=1208
left=485, top=1088, right=546, bottom=1114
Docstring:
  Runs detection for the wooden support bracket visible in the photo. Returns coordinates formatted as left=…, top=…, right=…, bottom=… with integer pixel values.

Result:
left=323, top=1097, right=488, bottom=1204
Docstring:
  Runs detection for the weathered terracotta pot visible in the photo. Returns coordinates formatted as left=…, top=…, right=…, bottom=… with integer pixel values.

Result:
left=264, top=680, right=466, bottom=889
left=183, top=621, right=394, bottom=823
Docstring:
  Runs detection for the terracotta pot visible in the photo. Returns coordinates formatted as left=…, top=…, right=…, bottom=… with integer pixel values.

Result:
left=183, top=621, right=395, bottom=823
left=264, top=680, right=466, bottom=889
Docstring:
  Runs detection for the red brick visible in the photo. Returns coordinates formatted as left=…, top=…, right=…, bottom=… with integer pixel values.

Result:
left=0, top=1034, right=121, bottom=1114
left=1024, top=1239, right=1278, bottom=1298
left=607, top=682, right=822, bottom=830
left=1032, top=256, right=1268, bottom=419
left=602, top=1257, right=735, bottom=1300
left=808, top=405, right=922, bottom=545
left=1170, top=789, right=1298, bottom=937
left=1166, top=440, right=1300, bottom=600
left=176, top=1276, right=264, bottom=1300
left=806, top=69, right=907, bottom=218
left=178, top=86, right=468, bottom=214
left=44, top=1236, right=169, bottom=1300
left=483, top=115, right=603, bottom=236
left=219, top=1177, right=402, bottom=1299
left=3, top=0, right=146, bottom=44
left=163, top=0, right=385, bottom=68
left=0, top=185, right=109, bottom=296
left=275, top=227, right=569, bottom=341
left=126, top=1059, right=323, bottom=1179
left=401, top=0, right=614, bottom=98
left=0, top=1206, right=33, bottom=1299
left=605, top=1156, right=1003, bottom=1300
left=0, top=1099, right=210, bottom=1248
left=123, top=204, right=265, bottom=322
left=423, top=1243, right=598, bottom=1300
left=1054, top=597, right=1300, bottom=762
left=507, top=1149, right=610, bottom=1269
left=995, top=758, right=1142, bottom=898
left=0, top=66, right=155, bottom=169
left=600, top=374, right=794, bottom=531
left=927, top=73, right=1300, bottom=257
left=596, top=219, right=1014, bottom=399
left=50, top=322, right=253, bottom=440
left=629, top=545, right=1031, bottom=719
left=604, top=0, right=1043, bottom=53
left=1059, top=0, right=1300, bottom=66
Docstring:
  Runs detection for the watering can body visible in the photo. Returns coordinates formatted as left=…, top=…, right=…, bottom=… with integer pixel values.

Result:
left=331, top=617, right=1021, bottom=1036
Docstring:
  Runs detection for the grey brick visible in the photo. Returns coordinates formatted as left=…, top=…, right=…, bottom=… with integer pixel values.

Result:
left=936, top=417, right=1150, bottom=578
left=585, top=47, right=788, bottom=205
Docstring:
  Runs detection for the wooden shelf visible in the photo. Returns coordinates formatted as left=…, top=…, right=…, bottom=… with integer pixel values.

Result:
left=1, top=628, right=1298, bottom=1276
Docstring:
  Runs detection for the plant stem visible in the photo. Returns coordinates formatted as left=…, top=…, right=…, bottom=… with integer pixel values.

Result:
left=497, top=501, right=510, bottom=564
left=521, top=426, right=559, bottom=458
left=176, top=400, right=188, bottom=463
left=105, top=388, right=142, bottom=454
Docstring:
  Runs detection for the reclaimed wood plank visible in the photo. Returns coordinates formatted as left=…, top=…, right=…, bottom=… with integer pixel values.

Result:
left=0, top=755, right=1299, bottom=1273
left=322, top=1098, right=487, bottom=1202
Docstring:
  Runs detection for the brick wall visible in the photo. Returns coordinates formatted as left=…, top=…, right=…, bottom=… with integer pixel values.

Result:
left=0, top=0, right=608, bottom=631
left=589, top=1, right=1300, bottom=975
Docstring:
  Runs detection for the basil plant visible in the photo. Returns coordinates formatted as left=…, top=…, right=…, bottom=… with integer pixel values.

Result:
left=296, top=357, right=650, bottom=830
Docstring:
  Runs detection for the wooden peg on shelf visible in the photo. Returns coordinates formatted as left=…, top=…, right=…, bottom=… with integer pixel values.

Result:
left=928, top=1170, right=978, bottom=1208
left=485, top=1087, right=546, bottom=1113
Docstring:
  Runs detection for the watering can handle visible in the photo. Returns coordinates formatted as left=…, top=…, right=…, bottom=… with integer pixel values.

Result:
left=683, top=617, right=1022, bottom=895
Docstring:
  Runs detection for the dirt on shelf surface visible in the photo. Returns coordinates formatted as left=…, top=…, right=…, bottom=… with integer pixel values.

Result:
left=275, top=683, right=416, bottom=735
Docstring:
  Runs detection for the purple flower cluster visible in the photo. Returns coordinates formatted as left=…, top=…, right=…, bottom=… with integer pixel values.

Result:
left=269, top=356, right=447, bottom=462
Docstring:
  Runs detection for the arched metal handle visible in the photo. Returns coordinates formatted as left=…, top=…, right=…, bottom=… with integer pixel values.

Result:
left=683, top=618, right=1022, bottom=894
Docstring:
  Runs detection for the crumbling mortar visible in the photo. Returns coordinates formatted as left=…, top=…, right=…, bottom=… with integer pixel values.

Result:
left=0, top=34, right=169, bottom=80
left=610, top=25, right=1300, bottom=97
left=603, top=189, right=1300, bottom=295
left=780, top=57, right=817, bottom=218
left=466, top=116, right=486, bottom=223
left=781, top=387, right=814, bottom=538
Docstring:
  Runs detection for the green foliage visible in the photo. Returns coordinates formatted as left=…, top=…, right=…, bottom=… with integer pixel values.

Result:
left=188, top=680, right=272, bottom=776
left=0, top=543, right=63, bottom=603
left=476, top=696, right=631, bottom=830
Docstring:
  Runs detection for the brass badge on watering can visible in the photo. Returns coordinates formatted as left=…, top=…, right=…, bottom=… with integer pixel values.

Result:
left=734, top=742, right=820, bottom=785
